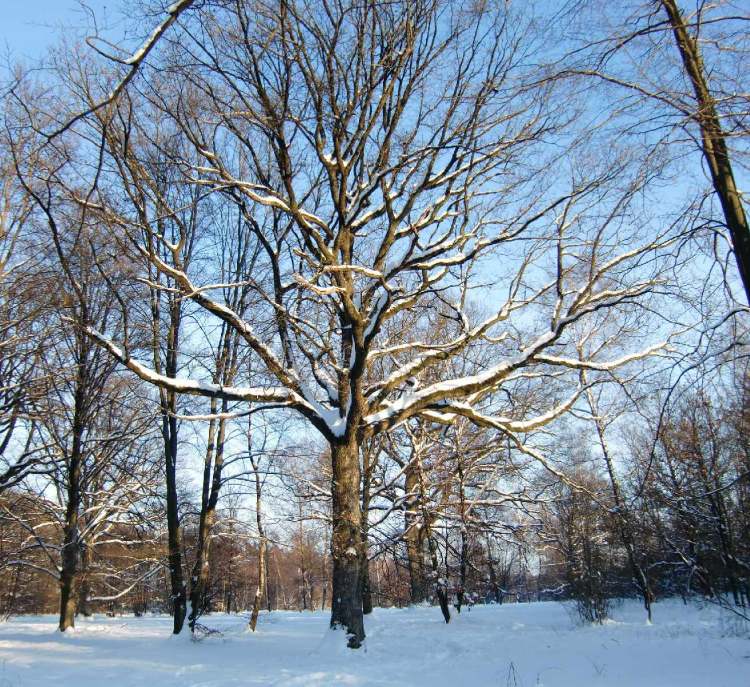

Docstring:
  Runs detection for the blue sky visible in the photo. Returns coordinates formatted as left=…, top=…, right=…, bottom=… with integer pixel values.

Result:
left=1, top=1, right=109, bottom=62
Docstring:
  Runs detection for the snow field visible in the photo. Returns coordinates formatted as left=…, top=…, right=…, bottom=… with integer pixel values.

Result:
left=0, top=599, right=746, bottom=686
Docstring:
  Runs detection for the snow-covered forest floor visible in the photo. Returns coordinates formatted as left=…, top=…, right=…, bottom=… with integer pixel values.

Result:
left=0, top=599, right=747, bottom=686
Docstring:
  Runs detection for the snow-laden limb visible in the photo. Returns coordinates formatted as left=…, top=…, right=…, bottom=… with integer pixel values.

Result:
left=534, top=341, right=670, bottom=371
left=293, top=273, right=346, bottom=296
left=365, top=305, right=669, bottom=433
left=323, top=264, right=385, bottom=280
left=124, top=1, right=192, bottom=65
left=364, top=335, right=549, bottom=429
left=80, top=321, right=352, bottom=438
left=0, top=559, right=60, bottom=580
left=189, top=160, right=333, bottom=240
left=125, top=239, right=306, bottom=392
left=45, top=0, right=194, bottom=140
left=81, top=325, right=292, bottom=406
left=364, top=278, right=551, bottom=406
left=421, top=386, right=586, bottom=434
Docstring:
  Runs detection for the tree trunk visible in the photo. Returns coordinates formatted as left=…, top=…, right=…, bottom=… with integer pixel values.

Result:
left=456, top=527, right=467, bottom=613
left=149, top=270, right=188, bottom=634
left=426, top=533, right=451, bottom=624
left=329, top=438, right=365, bottom=647
left=360, top=449, right=373, bottom=615
left=586, top=384, right=654, bottom=623
left=188, top=402, right=227, bottom=632
left=404, top=462, right=427, bottom=604
left=164, top=405, right=187, bottom=634
left=660, top=0, right=750, bottom=305
left=58, top=534, right=79, bottom=631
left=249, top=429, right=267, bottom=632
left=250, top=535, right=267, bottom=631
left=59, top=375, right=86, bottom=632
left=77, top=543, right=92, bottom=617
left=414, top=451, right=450, bottom=623
left=456, top=462, right=467, bottom=614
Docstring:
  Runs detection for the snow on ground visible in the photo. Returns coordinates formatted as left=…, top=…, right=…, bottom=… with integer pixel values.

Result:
left=0, top=599, right=747, bottom=686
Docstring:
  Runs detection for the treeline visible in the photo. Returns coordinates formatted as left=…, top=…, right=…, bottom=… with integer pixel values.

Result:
left=3, top=370, right=746, bottom=629
left=0, top=491, right=332, bottom=618
left=540, top=379, right=750, bottom=622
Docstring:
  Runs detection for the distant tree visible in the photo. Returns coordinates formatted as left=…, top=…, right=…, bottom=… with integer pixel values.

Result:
left=640, top=388, right=750, bottom=609
left=541, top=465, right=616, bottom=624
left=583, top=379, right=655, bottom=622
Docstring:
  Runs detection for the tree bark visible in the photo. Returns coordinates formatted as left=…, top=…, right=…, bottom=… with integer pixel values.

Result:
left=148, top=254, right=188, bottom=635
left=360, top=444, right=374, bottom=615
left=76, top=543, right=92, bottom=617
left=58, top=361, right=87, bottom=632
left=404, top=462, right=428, bottom=604
left=249, top=423, right=267, bottom=632
left=250, top=534, right=267, bottom=631
left=59, top=512, right=80, bottom=631
left=414, top=451, right=450, bottom=623
left=456, top=462, right=467, bottom=614
left=188, top=401, right=227, bottom=632
left=329, top=438, right=365, bottom=647
left=164, top=402, right=186, bottom=634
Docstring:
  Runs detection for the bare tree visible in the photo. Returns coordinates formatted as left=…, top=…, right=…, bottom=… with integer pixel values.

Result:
left=0, top=144, right=50, bottom=491
left=638, top=386, right=750, bottom=609
left=247, top=415, right=269, bottom=632
left=658, top=0, right=750, bottom=304
left=552, top=0, right=750, bottom=305
left=583, top=379, right=655, bottom=622
left=541, top=464, right=616, bottom=624
left=17, top=0, right=678, bottom=647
